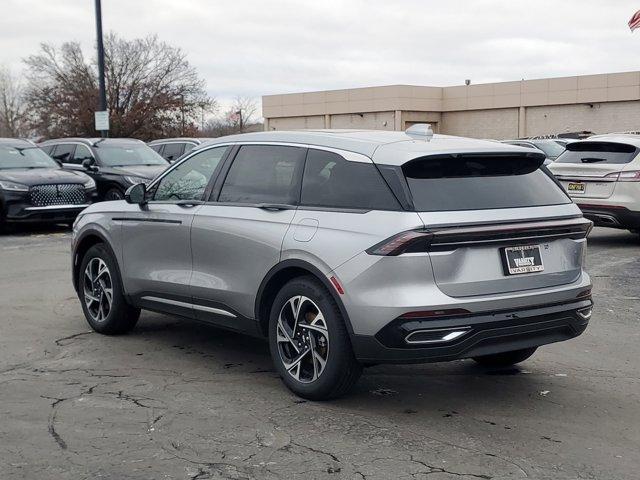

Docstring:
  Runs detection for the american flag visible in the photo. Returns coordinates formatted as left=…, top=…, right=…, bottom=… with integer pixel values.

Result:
left=629, top=9, right=640, bottom=31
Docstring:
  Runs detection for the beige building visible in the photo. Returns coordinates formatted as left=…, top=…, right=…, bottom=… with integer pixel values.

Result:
left=262, top=71, right=640, bottom=139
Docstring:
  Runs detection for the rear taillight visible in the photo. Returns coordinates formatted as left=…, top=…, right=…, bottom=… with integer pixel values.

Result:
left=604, top=171, right=640, bottom=182
left=618, top=170, right=640, bottom=182
left=366, top=230, right=433, bottom=256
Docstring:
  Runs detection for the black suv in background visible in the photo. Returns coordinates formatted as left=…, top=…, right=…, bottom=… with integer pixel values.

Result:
left=148, top=138, right=211, bottom=162
left=0, top=138, right=97, bottom=228
left=39, top=138, right=169, bottom=200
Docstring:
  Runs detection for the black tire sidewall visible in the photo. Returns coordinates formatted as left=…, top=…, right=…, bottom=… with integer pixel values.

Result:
left=104, top=188, right=124, bottom=201
left=268, top=276, right=358, bottom=400
left=78, top=243, right=136, bottom=334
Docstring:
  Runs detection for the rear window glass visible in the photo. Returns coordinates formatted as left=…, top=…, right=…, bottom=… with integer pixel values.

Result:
left=402, top=154, right=570, bottom=211
left=301, top=149, right=400, bottom=210
left=555, top=141, right=637, bottom=164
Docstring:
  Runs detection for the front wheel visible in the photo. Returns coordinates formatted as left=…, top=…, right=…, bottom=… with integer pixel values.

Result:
left=79, top=243, right=140, bottom=334
left=473, top=347, right=537, bottom=367
left=268, top=276, right=362, bottom=400
left=104, top=188, right=124, bottom=201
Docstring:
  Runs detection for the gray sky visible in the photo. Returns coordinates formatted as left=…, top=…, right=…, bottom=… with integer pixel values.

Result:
left=2, top=0, right=640, bottom=115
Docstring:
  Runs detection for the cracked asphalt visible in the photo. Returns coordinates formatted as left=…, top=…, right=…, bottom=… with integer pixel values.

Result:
left=0, top=225, right=639, bottom=480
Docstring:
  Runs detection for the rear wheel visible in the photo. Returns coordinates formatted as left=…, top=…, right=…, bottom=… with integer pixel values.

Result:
left=268, top=276, right=362, bottom=400
left=473, top=347, right=537, bottom=367
left=79, top=244, right=140, bottom=334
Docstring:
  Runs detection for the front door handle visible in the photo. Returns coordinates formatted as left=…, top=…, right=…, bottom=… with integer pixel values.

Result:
left=175, top=200, right=205, bottom=208
left=257, top=203, right=292, bottom=211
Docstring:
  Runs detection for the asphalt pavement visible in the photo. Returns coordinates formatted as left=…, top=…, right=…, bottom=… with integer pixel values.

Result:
left=0, top=225, right=638, bottom=479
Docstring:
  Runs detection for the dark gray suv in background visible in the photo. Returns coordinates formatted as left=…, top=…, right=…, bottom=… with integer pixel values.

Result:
left=71, top=126, right=593, bottom=399
left=39, top=138, right=169, bottom=201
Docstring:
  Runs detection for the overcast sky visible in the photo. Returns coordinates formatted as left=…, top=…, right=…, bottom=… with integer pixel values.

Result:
left=2, top=0, right=640, bottom=115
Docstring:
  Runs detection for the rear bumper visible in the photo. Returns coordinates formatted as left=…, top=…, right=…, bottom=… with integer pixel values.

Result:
left=577, top=204, right=640, bottom=230
left=351, top=298, right=592, bottom=364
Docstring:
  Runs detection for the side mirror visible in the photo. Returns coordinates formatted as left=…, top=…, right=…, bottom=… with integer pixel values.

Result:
left=82, top=158, right=98, bottom=171
left=125, top=183, right=147, bottom=205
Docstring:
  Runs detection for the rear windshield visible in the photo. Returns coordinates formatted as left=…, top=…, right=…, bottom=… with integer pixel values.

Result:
left=531, top=140, right=565, bottom=159
left=555, top=141, right=638, bottom=165
left=96, top=144, right=168, bottom=167
left=402, top=154, right=570, bottom=211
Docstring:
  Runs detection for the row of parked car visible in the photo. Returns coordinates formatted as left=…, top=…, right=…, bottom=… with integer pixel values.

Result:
left=0, top=132, right=639, bottom=235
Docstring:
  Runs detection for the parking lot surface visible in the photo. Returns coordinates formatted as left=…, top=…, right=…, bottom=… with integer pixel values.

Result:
left=0, top=226, right=638, bottom=479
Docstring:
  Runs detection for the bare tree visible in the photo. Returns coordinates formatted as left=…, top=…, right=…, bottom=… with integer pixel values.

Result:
left=0, top=66, right=29, bottom=137
left=200, top=96, right=261, bottom=137
left=23, top=34, right=216, bottom=140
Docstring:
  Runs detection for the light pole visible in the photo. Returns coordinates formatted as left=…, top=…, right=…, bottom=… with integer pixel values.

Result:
left=94, top=0, right=108, bottom=138
left=236, top=110, right=243, bottom=133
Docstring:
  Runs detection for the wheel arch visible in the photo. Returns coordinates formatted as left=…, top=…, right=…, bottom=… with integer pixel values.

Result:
left=72, top=229, right=122, bottom=294
left=254, top=259, right=353, bottom=338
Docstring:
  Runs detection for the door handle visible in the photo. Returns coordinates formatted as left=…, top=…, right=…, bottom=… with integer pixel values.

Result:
left=176, top=200, right=205, bottom=208
left=257, top=203, right=292, bottom=211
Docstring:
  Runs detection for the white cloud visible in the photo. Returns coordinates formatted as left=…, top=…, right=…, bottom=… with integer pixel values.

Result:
left=2, top=0, right=640, bottom=115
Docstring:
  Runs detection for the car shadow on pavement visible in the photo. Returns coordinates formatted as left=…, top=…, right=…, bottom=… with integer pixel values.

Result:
left=0, top=223, right=71, bottom=237
left=125, top=312, right=566, bottom=410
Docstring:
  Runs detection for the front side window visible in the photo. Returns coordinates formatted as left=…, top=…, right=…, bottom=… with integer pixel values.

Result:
left=218, top=145, right=306, bottom=204
left=52, top=144, right=75, bottom=163
left=0, top=146, right=60, bottom=169
left=301, top=149, right=400, bottom=210
left=153, top=146, right=228, bottom=201
left=162, top=143, right=186, bottom=161
left=72, top=144, right=93, bottom=164
left=96, top=144, right=168, bottom=167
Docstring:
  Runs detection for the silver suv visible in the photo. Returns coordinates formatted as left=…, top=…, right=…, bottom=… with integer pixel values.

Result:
left=71, top=126, right=593, bottom=399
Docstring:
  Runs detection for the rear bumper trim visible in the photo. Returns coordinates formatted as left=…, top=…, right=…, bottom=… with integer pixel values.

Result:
left=577, top=204, right=640, bottom=229
left=352, top=299, right=592, bottom=364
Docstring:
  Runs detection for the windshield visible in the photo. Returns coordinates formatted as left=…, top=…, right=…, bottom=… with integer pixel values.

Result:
left=532, top=140, right=565, bottom=159
left=0, top=146, right=60, bottom=169
left=402, top=154, right=570, bottom=211
left=96, top=144, right=169, bottom=167
left=555, top=141, right=638, bottom=164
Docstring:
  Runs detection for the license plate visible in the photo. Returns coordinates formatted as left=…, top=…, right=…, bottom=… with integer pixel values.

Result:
left=502, top=245, right=544, bottom=275
left=567, top=182, right=585, bottom=194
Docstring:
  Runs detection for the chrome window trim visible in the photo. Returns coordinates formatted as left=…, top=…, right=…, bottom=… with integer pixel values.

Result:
left=148, top=142, right=373, bottom=190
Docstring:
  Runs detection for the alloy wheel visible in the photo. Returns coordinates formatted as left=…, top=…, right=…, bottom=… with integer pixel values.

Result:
left=276, top=295, right=329, bottom=383
left=83, top=258, right=113, bottom=323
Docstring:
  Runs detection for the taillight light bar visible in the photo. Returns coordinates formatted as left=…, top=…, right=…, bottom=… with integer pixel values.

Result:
left=604, top=171, right=640, bottom=182
left=366, top=230, right=434, bottom=256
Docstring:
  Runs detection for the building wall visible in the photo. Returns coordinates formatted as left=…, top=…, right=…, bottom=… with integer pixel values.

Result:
left=329, top=111, right=396, bottom=130
left=268, top=115, right=325, bottom=130
left=441, top=108, right=519, bottom=139
left=525, top=100, right=640, bottom=136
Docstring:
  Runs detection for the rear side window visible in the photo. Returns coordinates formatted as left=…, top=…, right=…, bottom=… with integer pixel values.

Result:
left=555, top=141, right=638, bottom=164
left=301, top=149, right=400, bottom=210
left=218, top=145, right=305, bottom=204
left=51, top=144, right=75, bottom=163
left=403, top=154, right=570, bottom=211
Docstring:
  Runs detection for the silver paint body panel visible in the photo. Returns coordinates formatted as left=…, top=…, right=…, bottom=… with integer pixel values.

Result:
left=72, top=130, right=591, bottom=345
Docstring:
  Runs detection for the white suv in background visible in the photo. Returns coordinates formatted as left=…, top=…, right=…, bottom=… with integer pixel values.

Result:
left=548, top=134, right=640, bottom=234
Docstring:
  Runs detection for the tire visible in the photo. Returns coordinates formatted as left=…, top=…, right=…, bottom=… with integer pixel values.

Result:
left=78, top=243, right=140, bottom=335
left=473, top=347, right=537, bottom=367
left=268, top=276, right=362, bottom=400
left=104, top=188, right=124, bottom=201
